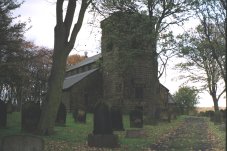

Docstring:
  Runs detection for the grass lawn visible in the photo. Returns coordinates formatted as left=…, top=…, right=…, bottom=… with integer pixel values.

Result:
left=0, top=112, right=225, bottom=151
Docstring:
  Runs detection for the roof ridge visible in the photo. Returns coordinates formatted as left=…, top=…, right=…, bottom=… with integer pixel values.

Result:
left=66, top=53, right=102, bottom=71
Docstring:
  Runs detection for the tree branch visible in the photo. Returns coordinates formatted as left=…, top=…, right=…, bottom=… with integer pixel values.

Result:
left=68, top=0, right=91, bottom=51
left=158, top=54, right=168, bottom=79
left=201, top=18, right=226, bottom=83
left=56, top=0, right=64, bottom=25
left=64, top=0, right=77, bottom=41
left=220, top=0, right=227, bottom=10
left=217, top=88, right=226, bottom=101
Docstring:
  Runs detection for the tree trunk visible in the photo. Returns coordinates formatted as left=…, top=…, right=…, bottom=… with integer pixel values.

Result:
left=37, top=50, right=67, bottom=135
left=36, top=0, right=90, bottom=135
left=37, top=25, right=69, bottom=135
left=211, top=94, right=222, bottom=123
left=212, top=94, right=219, bottom=112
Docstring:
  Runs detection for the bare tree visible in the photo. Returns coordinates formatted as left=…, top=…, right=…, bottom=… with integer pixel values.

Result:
left=195, top=0, right=226, bottom=88
left=37, top=0, right=91, bottom=135
left=176, top=23, right=225, bottom=112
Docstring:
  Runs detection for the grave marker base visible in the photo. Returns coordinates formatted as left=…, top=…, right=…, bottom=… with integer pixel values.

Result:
left=87, top=134, right=119, bottom=148
left=125, top=129, right=147, bottom=138
left=1, top=135, right=44, bottom=151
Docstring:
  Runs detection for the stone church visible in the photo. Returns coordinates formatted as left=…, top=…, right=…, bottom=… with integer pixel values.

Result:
left=62, top=12, right=176, bottom=119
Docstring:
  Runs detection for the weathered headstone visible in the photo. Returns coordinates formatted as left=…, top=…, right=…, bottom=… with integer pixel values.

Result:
left=110, top=106, right=124, bottom=131
left=73, top=109, right=86, bottom=123
left=88, top=102, right=119, bottom=148
left=55, top=102, right=67, bottom=126
left=6, top=102, right=14, bottom=114
left=160, top=108, right=173, bottom=123
left=212, top=111, right=222, bottom=123
left=0, top=100, right=7, bottom=127
left=77, top=109, right=86, bottom=123
left=72, top=109, right=78, bottom=122
left=21, top=102, right=41, bottom=132
left=204, top=110, right=214, bottom=118
left=1, top=135, right=44, bottom=151
left=93, top=102, right=112, bottom=135
left=220, top=109, right=226, bottom=123
left=129, top=106, right=143, bottom=128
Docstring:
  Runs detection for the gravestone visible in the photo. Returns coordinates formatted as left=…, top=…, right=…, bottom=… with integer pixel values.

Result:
left=1, top=135, right=44, bottom=151
left=6, top=102, right=13, bottom=114
left=212, top=111, right=222, bottom=123
left=204, top=110, right=214, bottom=118
left=88, top=102, right=119, bottom=148
left=110, top=106, right=124, bottom=131
left=0, top=100, right=7, bottom=127
left=72, top=109, right=78, bottom=122
left=55, top=102, right=67, bottom=126
left=160, top=108, right=170, bottom=122
left=21, top=102, right=41, bottom=132
left=220, top=109, right=226, bottom=123
left=77, top=109, right=86, bottom=123
left=93, top=102, right=112, bottom=135
left=73, top=109, right=86, bottom=123
left=129, top=106, right=143, bottom=128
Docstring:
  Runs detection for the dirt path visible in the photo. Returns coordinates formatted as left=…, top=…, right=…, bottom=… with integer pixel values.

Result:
left=150, top=116, right=222, bottom=151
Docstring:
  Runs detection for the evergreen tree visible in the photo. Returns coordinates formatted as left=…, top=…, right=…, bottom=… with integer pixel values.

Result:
left=0, top=0, right=27, bottom=104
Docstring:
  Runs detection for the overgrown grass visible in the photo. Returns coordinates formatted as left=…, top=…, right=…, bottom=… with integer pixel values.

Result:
left=0, top=112, right=191, bottom=151
left=117, top=116, right=185, bottom=151
left=44, top=113, right=93, bottom=142
left=206, top=118, right=226, bottom=150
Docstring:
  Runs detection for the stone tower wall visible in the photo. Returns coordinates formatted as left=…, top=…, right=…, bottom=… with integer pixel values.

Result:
left=101, top=12, right=154, bottom=112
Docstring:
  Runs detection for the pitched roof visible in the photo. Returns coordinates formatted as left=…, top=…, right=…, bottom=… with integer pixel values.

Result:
left=66, top=53, right=101, bottom=71
left=63, top=68, right=98, bottom=90
left=160, top=83, right=169, bottom=91
left=168, top=94, right=175, bottom=104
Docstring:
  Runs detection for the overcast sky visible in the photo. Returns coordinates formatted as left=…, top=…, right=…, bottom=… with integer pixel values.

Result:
left=14, top=0, right=102, bottom=56
left=14, top=0, right=226, bottom=107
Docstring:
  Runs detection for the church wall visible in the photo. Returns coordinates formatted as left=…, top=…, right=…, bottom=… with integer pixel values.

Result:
left=62, top=70, right=102, bottom=112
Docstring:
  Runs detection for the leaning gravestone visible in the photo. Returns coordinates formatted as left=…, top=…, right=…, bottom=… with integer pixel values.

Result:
left=129, top=106, right=143, bottom=128
left=110, top=106, right=124, bottom=131
left=55, top=102, right=67, bottom=126
left=1, top=135, right=44, bottom=151
left=21, top=102, right=41, bottom=132
left=88, top=102, right=119, bottom=148
left=0, top=100, right=7, bottom=127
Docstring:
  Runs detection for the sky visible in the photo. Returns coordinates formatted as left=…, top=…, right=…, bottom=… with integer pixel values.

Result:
left=14, top=0, right=226, bottom=107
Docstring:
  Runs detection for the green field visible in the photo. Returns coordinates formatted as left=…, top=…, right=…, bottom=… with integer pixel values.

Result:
left=0, top=112, right=225, bottom=151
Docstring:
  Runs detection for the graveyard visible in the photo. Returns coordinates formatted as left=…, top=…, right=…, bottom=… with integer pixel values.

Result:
left=0, top=1, right=226, bottom=150
left=0, top=110, right=225, bottom=151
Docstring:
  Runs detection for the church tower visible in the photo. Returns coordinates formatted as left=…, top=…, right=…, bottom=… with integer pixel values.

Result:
left=101, top=12, right=156, bottom=113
